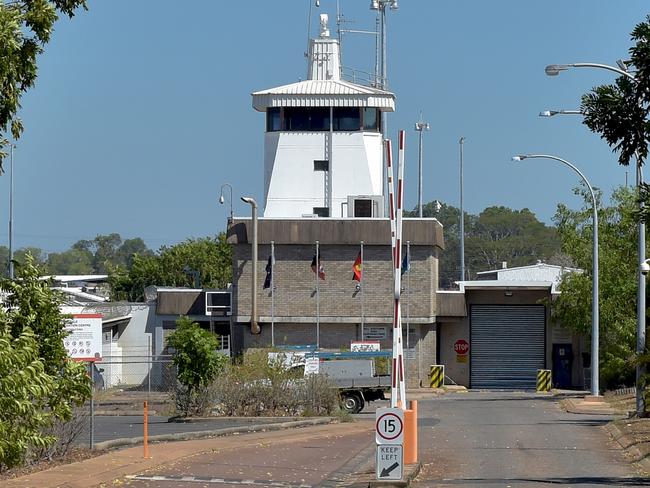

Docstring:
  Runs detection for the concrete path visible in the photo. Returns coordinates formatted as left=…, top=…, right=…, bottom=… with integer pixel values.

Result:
left=413, top=391, right=646, bottom=488
left=6, top=421, right=376, bottom=488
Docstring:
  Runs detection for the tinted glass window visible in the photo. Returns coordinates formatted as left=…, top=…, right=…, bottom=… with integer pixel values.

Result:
left=333, top=108, right=361, bottom=131
left=283, top=108, right=330, bottom=131
left=266, top=108, right=281, bottom=132
left=363, top=108, right=380, bottom=131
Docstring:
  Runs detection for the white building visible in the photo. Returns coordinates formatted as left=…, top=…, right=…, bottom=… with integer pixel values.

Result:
left=251, top=15, right=395, bottom=218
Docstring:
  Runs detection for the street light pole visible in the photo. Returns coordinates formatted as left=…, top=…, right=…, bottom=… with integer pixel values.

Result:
left=513, top=154, right=599, bottom=396
left=241, top=196, right=260, bottom=335
left=414, top=115, right=429, bottom=218
left=459, top=137, right=465, bottom=281
left=9, top=144, right=15, bottom=280
left=219, top=184, right=233, bottom=223
left=545, top=60, right=643, bottom=410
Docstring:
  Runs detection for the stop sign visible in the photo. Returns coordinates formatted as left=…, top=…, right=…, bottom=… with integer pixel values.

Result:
left=454, top=339, right=469, bottom=355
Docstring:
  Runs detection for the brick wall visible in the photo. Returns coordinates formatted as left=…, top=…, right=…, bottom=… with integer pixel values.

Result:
left=232, top=243, right=438, bottom=322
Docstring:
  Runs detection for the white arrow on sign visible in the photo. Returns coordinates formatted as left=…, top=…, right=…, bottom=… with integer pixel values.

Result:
left=376, top=444, right=403, bottom=480
left=375, top=407, right=404, bottom=445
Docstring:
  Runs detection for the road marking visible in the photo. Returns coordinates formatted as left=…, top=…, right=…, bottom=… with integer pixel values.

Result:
left=126, top=474, right=312, bottom=487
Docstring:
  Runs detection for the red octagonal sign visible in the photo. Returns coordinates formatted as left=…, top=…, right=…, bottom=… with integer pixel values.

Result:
left=454, top=339, right=469, bottom=355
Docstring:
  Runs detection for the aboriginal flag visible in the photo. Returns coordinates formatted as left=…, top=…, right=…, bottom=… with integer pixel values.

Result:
left=352, top=252, right=362, bottom=281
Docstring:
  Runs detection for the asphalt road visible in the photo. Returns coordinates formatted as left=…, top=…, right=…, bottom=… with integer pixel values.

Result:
left=413, top=391, right=646, bottom=488
left=81, top=398, right=390, bottom=446
left=81, top=416, right=293, bottom=445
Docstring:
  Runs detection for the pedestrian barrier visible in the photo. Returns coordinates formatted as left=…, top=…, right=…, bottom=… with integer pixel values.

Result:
left=536, top=369, right=552, bottom=392
left=429, top=365, right=444, bottom=388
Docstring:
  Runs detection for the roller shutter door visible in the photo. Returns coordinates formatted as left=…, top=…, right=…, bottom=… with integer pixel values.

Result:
left=470, top=305, right=545, bottom=389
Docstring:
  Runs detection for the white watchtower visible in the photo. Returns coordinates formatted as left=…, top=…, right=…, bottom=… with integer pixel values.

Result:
left=252, top=14, right=395, bottom=218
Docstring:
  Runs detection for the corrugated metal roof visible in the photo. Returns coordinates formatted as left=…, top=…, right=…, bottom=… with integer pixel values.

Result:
left=252, top=79, right=395, bottom=111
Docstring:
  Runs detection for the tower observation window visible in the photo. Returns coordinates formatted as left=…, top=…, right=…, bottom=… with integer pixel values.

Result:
left=333, top=107, right=360, bottom=131
left=266, top=108, right=281, bottom=132
left=283, top=107, right=330, bottom=131
left=266, top=107, right=381, bottom=132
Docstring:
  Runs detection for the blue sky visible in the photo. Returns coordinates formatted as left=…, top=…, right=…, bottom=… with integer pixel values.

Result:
left=3, top=1, right=649, bottom=253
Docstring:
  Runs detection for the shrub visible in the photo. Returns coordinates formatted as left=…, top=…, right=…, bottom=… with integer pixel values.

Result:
left=167, top=316, right=228, bottom=416
left=211, top=349, right=338, bottom=417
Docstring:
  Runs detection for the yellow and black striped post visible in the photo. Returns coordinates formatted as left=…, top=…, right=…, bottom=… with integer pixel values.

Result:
left=536, top=369, right=552, bottom=392
left=429, top=365, right=445, bottom=388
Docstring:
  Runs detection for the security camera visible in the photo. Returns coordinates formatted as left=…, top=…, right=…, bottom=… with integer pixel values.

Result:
left=355, top=283, right=361, bottom=291
left=641, top=260, right=650, bottom=275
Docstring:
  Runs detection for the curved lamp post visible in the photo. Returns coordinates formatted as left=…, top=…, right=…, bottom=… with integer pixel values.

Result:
left=545, top=60, right=644, bottom=411
left=512, top=154, right=599, bottom=396
left=241, top=196, right=260, bottom=335
left=219, top=184, right=233, bottom=223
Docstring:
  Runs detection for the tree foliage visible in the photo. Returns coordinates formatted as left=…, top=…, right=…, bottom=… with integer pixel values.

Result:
left=0, top=254, right=90, bottom=470
left=0, top=0, right=87, bottom=169
left=552, top=186, right=638, bottom=388
left=407, top=202, right=562, bottom=288
left=108, top=234, right=232, bottom=301
left=167, top=316, right=227, bottom=416
left=580, top=15, right=650, bottom=217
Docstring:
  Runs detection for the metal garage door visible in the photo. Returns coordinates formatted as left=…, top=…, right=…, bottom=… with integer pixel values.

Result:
left=470, top=305, right=545, bottom=389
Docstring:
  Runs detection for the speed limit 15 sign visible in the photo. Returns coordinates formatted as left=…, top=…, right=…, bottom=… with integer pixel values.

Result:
left=375, top=407, right=404, bottom=445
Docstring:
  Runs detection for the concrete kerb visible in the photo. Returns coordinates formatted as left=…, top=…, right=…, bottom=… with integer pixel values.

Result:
left=94, top=417, right=333, bottom=450
left=605, top=422, right=650, bottom=474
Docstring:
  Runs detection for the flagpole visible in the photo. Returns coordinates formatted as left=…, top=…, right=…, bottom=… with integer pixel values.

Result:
left=360, top=240, right=365, bottom=340
left=316, top=240, right=320, bottom=350
left=406, top=240, right=410, bottom=351
left=271, top=240, right=275, bottom=348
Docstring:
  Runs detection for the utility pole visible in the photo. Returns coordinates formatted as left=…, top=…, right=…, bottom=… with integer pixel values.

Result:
left=414, top=113, right=429, bottom=218
left=459, top=137, right=465, bottom=281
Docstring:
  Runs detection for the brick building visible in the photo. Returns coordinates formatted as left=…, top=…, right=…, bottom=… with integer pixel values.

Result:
left=227, top=217, right=444, bottom=387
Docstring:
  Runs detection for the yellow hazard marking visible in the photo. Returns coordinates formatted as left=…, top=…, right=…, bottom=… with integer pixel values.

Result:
left=536, top=369, right=552, bottom=392
left=429, top=365, right=444, bottom=388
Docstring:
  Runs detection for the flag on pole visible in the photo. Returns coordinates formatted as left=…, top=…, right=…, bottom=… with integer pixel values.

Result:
left=401, top=249, right=410, bottom=276
left=311, top=253, right=325, bottom=280
left=263, top=255, right=273, bottom=289
left=352, top=252, right=362, bottom=281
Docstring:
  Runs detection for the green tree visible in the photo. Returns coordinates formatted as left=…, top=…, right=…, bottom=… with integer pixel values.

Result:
left=69, top=234, right=153, bottom=274
left=46, top=248, right=93, bottom=275
left=466, top=206, right=560, bottom=273
left=407, top=202, right=561, bottom=288
left=167, top=316, right=227, bottom=416
left=0, top=1, right=87, bottom=168
left=552, top=186, right=638, bottom=388
left=109, top=234, right=232, bottom=301
left=580, top=15, right=650, bottom=211
left=0, top=254, right=90, bottom=469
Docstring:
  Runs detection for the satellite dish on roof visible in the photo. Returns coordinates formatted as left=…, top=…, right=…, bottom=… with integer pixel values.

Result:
left=144, top=285, right=158, bottom=302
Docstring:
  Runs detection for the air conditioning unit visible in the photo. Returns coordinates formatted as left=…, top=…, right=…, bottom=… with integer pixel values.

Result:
left=205, top=291, right=232, bottom=316
left=346, top=195, right=384, bottom=218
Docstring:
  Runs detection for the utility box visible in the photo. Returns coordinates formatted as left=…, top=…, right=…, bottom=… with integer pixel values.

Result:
left=320, top=359, right=375, bottom=378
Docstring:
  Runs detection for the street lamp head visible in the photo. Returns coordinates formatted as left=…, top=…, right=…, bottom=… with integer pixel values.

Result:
left=545, top=64, right=570, bottom=76
left=539, top=110, right=554, bottom=117
left=241, top=196, right=258, bottom=208
left=370, top=0, right=379, bottom=9
left=219, top=195, right=225, bottom=204
left=389, top=0, right=398, bottom=10
left=511, top=155, right=527, bottom=162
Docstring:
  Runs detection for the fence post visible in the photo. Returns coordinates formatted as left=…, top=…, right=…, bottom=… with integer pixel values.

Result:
left=88, top=361, right=94, bottom=449
left=143, top=400, right=149, bottom=458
